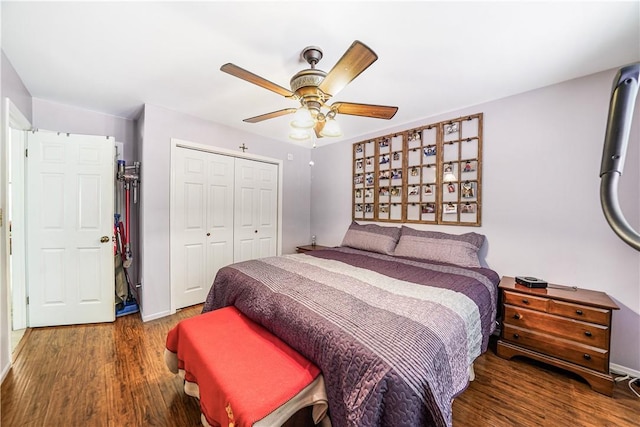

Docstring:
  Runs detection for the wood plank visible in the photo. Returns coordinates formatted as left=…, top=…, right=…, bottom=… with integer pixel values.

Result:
left=2, top=305, right=638, bottom=426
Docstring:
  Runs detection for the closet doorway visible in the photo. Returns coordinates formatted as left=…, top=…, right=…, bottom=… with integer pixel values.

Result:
left=170, top=139, right=282, bottom=311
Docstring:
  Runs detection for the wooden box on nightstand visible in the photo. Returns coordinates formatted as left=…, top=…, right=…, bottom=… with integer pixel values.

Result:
left=496, top=276, right=619, bottom=396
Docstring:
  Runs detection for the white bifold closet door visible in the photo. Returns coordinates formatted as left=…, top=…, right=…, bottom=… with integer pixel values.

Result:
left=172, top=148, right=278, bottom=310
left=233, top=157, right=278, bottom=262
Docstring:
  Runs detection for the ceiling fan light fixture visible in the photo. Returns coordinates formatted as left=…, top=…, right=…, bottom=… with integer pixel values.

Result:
left=289, top=127, right=311, bottom=141
left=290, top=107, right=315, bottom=129
left=222, top=41, right=398, bottom=141
left=320, top=117, right=342, bottom=137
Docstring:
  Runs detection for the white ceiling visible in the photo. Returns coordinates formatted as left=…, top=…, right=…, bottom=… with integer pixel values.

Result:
left=2, top=1, right=639, bottom=145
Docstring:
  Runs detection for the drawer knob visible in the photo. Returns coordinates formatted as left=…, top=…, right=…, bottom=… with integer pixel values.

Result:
left=576, top=309, right=583, bottom=315
left=513, top=333, right=520, bottom=339
left=583, top=354, right=591, bottom=360
left=522, top=299, right=529, bottom=304
left=584, top=331, right=592, bottom=337
left=513, top=313, right=521, bottom=320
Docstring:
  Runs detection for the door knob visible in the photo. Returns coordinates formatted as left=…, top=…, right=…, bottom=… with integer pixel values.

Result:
left=100, top=236, right=110, bottom=243
left=206, top=233, right=211, bottom=236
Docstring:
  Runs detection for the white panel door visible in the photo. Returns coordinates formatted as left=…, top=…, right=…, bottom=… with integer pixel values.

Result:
left=172, top=148, right=234, bottom=310
left=234, top=158, right=278, bottom=262
left=27, top=131, right=115, bottom=327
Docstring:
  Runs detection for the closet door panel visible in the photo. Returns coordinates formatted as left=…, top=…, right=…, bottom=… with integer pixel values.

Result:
left=173, top=149, right=208, bottom=309
left=205, top=154, right=234, bottom=289
left=234, top=158, right=278, bottom=262
left=172, top=149, right=234, bottom=310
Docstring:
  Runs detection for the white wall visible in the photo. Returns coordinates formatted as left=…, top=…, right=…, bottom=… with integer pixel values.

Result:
left=139, top=104, right=311, bottom=321
left=1, top=52, right=32, bottom=125
left=310, top=67, right=640, bottom=372
left=32, top=98, right=137, bottom=160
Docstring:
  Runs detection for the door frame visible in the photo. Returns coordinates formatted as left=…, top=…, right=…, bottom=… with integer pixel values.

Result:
left=169, top=138, right=283, bottom=313
left=2, top=98, right=31, bottom=380
left=4, top=99, right=31, bottom=326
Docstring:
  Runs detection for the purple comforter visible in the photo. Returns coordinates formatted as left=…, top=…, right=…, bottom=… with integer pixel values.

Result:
left=203, top=247, right=499, bottom=427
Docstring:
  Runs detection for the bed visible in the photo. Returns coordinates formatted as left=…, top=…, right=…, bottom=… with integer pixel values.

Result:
left=201, top=223, right=500, bottom=427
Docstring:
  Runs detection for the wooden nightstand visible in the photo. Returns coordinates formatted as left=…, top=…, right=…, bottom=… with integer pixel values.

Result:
left=496, top=276, right=619, bottom=396
left=295, top=244, right=330, bottom=253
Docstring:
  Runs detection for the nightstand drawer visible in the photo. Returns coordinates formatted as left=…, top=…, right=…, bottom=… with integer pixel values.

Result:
left=503, top=305, right=608, bottom=348
left=548, top=299, right=610, bottom=325
left=503, top=290, right=549, bottom=312
left=502, top=324, right=608, bottom=372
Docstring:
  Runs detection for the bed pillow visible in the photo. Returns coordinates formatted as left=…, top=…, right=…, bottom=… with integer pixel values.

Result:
left=393, top=226, right=485, bottom=267
left=340, top=222, right=401, bottom=255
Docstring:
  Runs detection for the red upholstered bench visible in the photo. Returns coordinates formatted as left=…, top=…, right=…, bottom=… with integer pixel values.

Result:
left=165, top=306, right=329, bottom=427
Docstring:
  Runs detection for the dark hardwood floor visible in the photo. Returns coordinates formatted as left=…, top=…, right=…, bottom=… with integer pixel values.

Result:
left=2, top=305, right=638, bottom=426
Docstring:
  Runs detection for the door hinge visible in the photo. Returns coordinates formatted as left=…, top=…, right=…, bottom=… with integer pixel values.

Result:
left=25, top=148, right=28, bottom=157
left=26, top=296, right=29, bottom=305
left=0, top=208, right=2, bottom=227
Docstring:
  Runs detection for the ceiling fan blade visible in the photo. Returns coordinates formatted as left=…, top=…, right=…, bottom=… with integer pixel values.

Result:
left=221, top=63, right=295, bottom=98
left=332, top=102, right=398, bottom=119
left=243, top=108, right=297, bottom=123
left=318, top=41, right=378, bottom=97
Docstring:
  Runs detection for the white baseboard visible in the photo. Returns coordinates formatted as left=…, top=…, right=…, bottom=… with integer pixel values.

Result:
left=611, top=363, right=640, bottom=379
left=140, top=309, right=172, bottom=322
left=1, top=361, right=11, bottom=384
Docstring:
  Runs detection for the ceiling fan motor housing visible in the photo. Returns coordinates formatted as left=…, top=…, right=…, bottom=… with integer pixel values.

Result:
left=289, top=46, right=330, bottom=116
left=290, top=68, right=327, bottom=115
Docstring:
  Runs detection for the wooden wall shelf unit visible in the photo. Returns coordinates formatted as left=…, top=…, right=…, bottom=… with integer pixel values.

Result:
left=352, top=113, right=483, bottom=226
left=496, top=276, right=619, bottom=396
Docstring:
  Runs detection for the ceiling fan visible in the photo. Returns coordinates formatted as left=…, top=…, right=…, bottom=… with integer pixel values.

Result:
left=220, top=40, right=398, bottom=140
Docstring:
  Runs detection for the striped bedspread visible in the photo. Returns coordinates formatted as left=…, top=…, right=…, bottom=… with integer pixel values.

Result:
left=203, top=247, right=499, bottom=427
